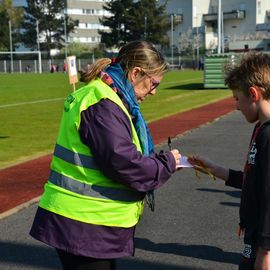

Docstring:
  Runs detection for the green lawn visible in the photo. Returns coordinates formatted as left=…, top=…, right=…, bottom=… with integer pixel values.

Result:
left=141, top=70, right=231, bottom=121
left=0, top=71, right=232, bottom=168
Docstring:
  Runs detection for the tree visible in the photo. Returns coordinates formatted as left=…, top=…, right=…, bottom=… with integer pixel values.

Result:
left=177, top=28, right=202, bottom=56
left=99, top=0, right=170, bottom=48
left=0, top=0, right=23, bottom=50
left=99, top=0, right=134, bottom=47
left=22, top=0, right=78, bottom=57
left=128, top=0, right=170, bottom=47
left=0, top=9, right=10, bottom=50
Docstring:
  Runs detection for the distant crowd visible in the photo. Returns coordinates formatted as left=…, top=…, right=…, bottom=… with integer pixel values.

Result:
left=50, top=63, right=66, bottom=73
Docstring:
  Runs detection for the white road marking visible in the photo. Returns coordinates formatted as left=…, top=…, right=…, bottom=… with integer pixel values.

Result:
left=0, top=97, right=64, bottom=108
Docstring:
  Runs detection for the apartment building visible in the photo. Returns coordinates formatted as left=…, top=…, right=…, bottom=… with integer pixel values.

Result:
left=65, top=0, right=110, bottom=46
left=12, top=0, right=110, bottom=48
left=160, top=0, right=270, bottom=52
left=12, top=0, right=270, bottom=52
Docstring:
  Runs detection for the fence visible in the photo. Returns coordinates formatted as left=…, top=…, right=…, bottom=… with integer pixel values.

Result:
left=0, top=58, right=95, bottom=73
left=0, top=55, right=200, bottom=74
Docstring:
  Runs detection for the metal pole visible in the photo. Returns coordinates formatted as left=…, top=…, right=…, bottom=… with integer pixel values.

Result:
left=217, top=0, right=221, bottom=54
left=171, top=14, right=174, bottom=67
left=221, top=11, right=224, bottom=53
left=196, top=17, right=199, bottom=69
left=64, top=16, right=68, bottom=59
left=144, top=15, right=147, bottom=39
left=36, top=20, right=40, bottom=51
left=9, top=20, right=13, bottom=73
left=19, top=60, right=22, bottom=73
left=38, top=51, right=42, bottom=73
left=35, top=21, right=42, bottom=73
left=34, top=60, right=37, bottom=73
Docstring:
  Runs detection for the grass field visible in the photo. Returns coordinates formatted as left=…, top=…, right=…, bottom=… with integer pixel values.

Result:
left=0, top=71, right=232, bottom=168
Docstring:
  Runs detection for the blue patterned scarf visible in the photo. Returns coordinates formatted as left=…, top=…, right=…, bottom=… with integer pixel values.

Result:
left=104, top=63, right=154, bottom=156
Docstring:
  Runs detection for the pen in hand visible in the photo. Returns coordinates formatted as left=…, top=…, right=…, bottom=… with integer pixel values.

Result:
left=168, top=136, right=181, bottom=169
left=168, top=136, right=172, bottom=151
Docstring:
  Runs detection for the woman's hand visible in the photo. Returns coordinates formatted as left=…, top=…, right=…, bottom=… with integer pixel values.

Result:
left=170, top=149, right=181, bottom=169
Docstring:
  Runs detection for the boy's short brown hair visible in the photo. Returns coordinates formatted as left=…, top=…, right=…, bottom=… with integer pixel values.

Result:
left=225, top=52, right=270, bottom=99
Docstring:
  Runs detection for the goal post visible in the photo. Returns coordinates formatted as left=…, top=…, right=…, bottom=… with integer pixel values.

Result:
left=0, top=51, right=42, bottom=73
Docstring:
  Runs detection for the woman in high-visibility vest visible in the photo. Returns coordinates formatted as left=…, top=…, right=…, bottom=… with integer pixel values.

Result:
left=30, top=40, right=181, bottom=270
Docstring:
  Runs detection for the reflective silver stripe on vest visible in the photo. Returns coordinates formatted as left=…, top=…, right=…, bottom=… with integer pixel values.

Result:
left=54, top=144, right=98, bottom=170
left=49, top=170, right=144, bottom=202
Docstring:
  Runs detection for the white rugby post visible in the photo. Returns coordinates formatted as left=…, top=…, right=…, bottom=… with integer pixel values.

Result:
left=170, top=14, right=174, bottom=67
left=217, top=0, right=222, bottom=54
left=9, top=20, right=13, bottom=73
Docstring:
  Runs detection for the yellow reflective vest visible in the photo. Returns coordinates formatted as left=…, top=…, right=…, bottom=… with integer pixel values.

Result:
left=39, top=78, right=144, bottom=228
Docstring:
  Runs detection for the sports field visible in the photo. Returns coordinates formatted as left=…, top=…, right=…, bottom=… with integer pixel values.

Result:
left=0, top=70, right=231, bottom=168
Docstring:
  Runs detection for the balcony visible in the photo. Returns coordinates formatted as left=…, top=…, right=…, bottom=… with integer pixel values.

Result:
left=203, top=10, right=245, bottom=22
left=256, top=23, right=270, bottom=31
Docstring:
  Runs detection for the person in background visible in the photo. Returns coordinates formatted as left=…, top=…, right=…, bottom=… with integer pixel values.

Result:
left=50, top=64, right=55, bottom=73
left=30, top=40, right=181, bottom=270
left=189, top=52, right=270, bottom=270
left=63, top=62, right=67, bottom=73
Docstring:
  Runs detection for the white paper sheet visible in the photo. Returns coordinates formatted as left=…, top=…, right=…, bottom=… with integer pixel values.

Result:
left=176, top=156, right=193, bottom=168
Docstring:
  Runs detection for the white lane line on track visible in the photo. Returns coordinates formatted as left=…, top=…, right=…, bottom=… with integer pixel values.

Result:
left=0, top=97, right=65, bottom=109
left=1, top=78, right=202, bottom=109
left=162, top=77, right=202, bottom=85
left=0, top=196, right=41, bottom=220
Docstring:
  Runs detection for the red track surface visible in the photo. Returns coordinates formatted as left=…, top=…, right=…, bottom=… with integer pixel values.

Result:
left=0, top=97, right=235, bottom=214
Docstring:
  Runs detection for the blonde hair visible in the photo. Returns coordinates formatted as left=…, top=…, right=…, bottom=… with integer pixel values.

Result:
left=79, top=40, right=168, bottom=83
left=225, top=52, right=270, bottom=99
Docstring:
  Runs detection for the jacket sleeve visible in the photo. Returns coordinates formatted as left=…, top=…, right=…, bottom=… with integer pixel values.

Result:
left=79, top=99, right=176, bottom=192
left=225, top=169, right=243, bottom=189
left=256, top=126, right=270, bottom=249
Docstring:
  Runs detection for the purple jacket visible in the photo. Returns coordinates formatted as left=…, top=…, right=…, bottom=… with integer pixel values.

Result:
left=30, top=98, right=176, bottom=258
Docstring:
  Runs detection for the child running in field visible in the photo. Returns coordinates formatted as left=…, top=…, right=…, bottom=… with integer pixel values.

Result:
left=189, top=52, right=270, bottom=270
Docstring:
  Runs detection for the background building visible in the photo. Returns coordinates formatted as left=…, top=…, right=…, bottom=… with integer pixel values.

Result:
left=160, top=0, right=270, bottom=53
left=65, top=0, right=110, bottom=47
left=12, top=0, right=270, bottom=53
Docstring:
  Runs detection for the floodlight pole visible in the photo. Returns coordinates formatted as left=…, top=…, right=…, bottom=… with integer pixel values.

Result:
left=9, top=20, right=13, bottom=73
left=217, top=0, right=222, bottom=54
left=193, top=6, right=200, bottom=69
left=36, top=20, right=40, bottom=51
left=171, top=14, right=174, bottom=67
left=64, top=15, right=68, bottom=59
left=35, top=20, right=42, bottom=73
left=221, top=11, right=224, bottom=53
left=144, top=15, right=147, bottom=39
left=196, top=17, right=199, bottom=69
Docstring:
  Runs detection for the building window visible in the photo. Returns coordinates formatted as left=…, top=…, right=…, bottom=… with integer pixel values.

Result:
left=83, top=9, right=94, bottom=14
left=239, top=3, right=246, bottom=11
left=258, top=1, right=261, bottom=15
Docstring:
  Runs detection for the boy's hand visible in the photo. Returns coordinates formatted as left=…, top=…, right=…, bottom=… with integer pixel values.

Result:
left=254, top=247, right=270, bottom=270
left=188, top=155, right=216, bottom=174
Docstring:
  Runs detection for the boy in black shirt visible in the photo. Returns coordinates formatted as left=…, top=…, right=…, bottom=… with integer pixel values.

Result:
left=190, top=52, right=270, bottom=270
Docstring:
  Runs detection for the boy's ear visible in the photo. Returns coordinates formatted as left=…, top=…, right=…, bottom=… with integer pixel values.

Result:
left=249, top=87, right=262, bottom=101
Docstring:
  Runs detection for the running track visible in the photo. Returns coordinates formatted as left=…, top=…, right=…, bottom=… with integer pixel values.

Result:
left=0, top=97, right=235, bottom=216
